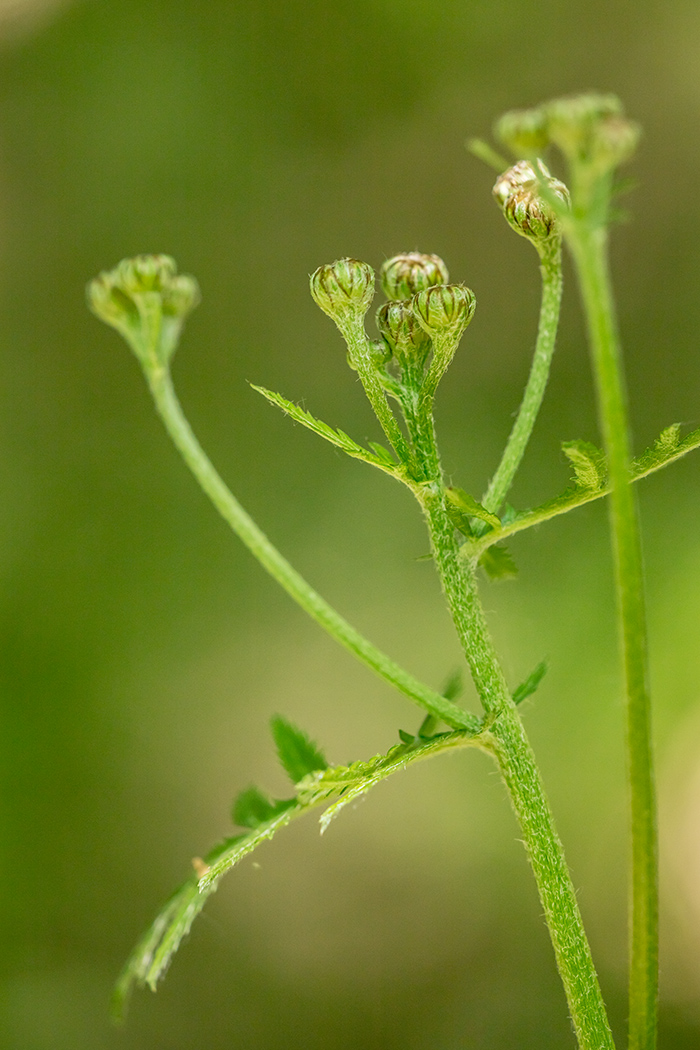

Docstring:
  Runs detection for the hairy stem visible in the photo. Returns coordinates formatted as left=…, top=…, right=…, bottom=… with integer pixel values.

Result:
left=339, top=316, right=415, bottom=470
left=416, top=420, right=615, bottom=1049
left=567, top=223, right=657, bottom=1050
left=482, top=237, right=564, bottom=514
left=144, top=364, right=476, bottom=732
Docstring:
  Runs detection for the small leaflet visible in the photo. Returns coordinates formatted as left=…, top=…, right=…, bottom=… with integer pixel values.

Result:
left=479, top=544, right=518, bottom=581
left=271, top=716, right=328, bottom=785
left=512, top=660, right=548, bottom=705
left=561, top=440, right=607, bottom=490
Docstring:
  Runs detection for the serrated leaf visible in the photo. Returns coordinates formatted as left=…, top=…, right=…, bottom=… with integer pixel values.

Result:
left=232, top=786, right=294, bottom=829
left=115, top=727, right=483, bottom=1016
left=251, top=385, right=399, bottom=474
left=633, top=423, right=682, bottom=474
left=512, top=660, right=548, bottom=705
left=472, top=424, right=700, bottom=553
left=479, top=544, right=518, bottom=580
left=561, top=440, right=607, bottom=490
left=446, top=487, right=501, bottom=530
left=271, top=716, right=328, bottom=785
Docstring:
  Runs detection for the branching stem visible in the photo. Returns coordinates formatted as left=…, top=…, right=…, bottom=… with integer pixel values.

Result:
left=142, top=364, right=476, bottom=732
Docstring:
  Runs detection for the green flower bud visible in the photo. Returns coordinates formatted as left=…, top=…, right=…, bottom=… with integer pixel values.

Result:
left=380, top=252, right=449, bottom=301
left=375, top=299, right=431, bottom=362
left=87, top=254, right=200, bottom=366
left=412, top=283, right=476, bottom=338
left=590, top=114, right=641, bottom=170
left=494, top=106, right=549, bottom=156
left=543, top=93, right=639, bottom=171
left=493, top=160, right=570, bottom=243
left=309, top=258, right=375, bottom=323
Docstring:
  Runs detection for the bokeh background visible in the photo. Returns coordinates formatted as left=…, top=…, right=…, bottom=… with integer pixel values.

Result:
left=2, top=0, right=700, bottom=1047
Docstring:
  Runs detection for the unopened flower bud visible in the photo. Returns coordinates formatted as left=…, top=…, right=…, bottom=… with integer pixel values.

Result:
left=412, top=284, right=476, bottom=338
left=376, top=299, right=431, bottom=362
left=590, top=114, right=641, bottom=170
left=543, top=93, right=639, bottom=171
left=87, top=254, right=200, bottom=366
left=380, top=252, right=449, bottom=301
left=309, top=258, right=375, bottom=323
left=493, top=160, right=569, bottom=243
left=494, top=106, right=549, bottom=156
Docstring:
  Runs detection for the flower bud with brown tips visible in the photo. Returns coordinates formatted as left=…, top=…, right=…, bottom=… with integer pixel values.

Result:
left=376, top=299, right=431, bottom=364
left=309, top=258, right=375, bottom=323
left=412, top=283, right=476, bottom=339
left=493, top=160, right=570, bottom=244
left=380, top=252, right=449, bottom=302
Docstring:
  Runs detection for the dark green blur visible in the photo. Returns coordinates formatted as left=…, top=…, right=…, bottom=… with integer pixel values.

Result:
left=2, top=0, right=700, bottom=1046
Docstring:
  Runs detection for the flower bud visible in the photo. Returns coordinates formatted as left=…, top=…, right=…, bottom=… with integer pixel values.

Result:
left=494, top=106, right=549, bottom=156
left=380, top=252, right=449, bottom=301
left=412, top=283, right=476, bottom=338
left=376, top=299, right=431, bottom=362
left=590, top=114, right=641, bottom=170
left=493, top=160, right=569, bottom=243
left=543, top=93, right=639, bottom=171
left=87, top=254, right=200, bottom=366
left=309, top=258, right=375, bottom=322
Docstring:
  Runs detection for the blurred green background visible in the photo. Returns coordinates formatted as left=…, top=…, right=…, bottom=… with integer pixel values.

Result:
left=2, top=0, right=700, bottom=1047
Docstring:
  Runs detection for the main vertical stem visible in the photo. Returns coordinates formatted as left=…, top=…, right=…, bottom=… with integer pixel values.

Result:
left=568, top=224, right=657, bottom=1050
left=420, top=478, right=615, bottom=1050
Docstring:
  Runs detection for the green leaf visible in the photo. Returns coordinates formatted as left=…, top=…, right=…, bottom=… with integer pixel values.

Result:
left=446, top=487, right=501, bottom=531
left=295, top=732, right=474, bottom=831
left=114, top=728, right=482, bottom=1017
left=251, top=385, right=399, bottom=474
left=398, top=729, right=415, bottom=745
left=368, top=441, right=396, bottom=466
left=472, top=424, right=700, bottom=554
left=271, top=716, right=328, bottom=784
left=479, top=544, right=518, bottom=580
left=512, top=660, right=548, bottom=705
left=561, top=440, right=607, bottom=490
left=500, top=503, right=520, bottom=526
left=232, top=786, right=294, bottom=829
left=633, top=423, right=682, bottom=474
left=441, top=668, right=463, bottom=702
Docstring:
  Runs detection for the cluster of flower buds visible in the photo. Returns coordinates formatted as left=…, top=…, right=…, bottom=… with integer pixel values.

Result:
left=495, top=92, right=640, bottom=176
left=310, top=254, right=476, bottom=390
left=88, top=254, right=200, bottom=366
left=492, top=160, right=570, bottom=244
left=310, top=253, right=476, bottom=379
left=378, top=251, right=475, bottom=352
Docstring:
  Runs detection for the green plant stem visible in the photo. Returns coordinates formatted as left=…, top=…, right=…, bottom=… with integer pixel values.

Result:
left=142, top=364, right=475, bottom=732
left=415, top=423, right=615, bottom=1050
left=482, top=237, right=563, bottom=515
left=339, top=317, right=415, bottom=470
left=567, top=223, right=657, bottom=1050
